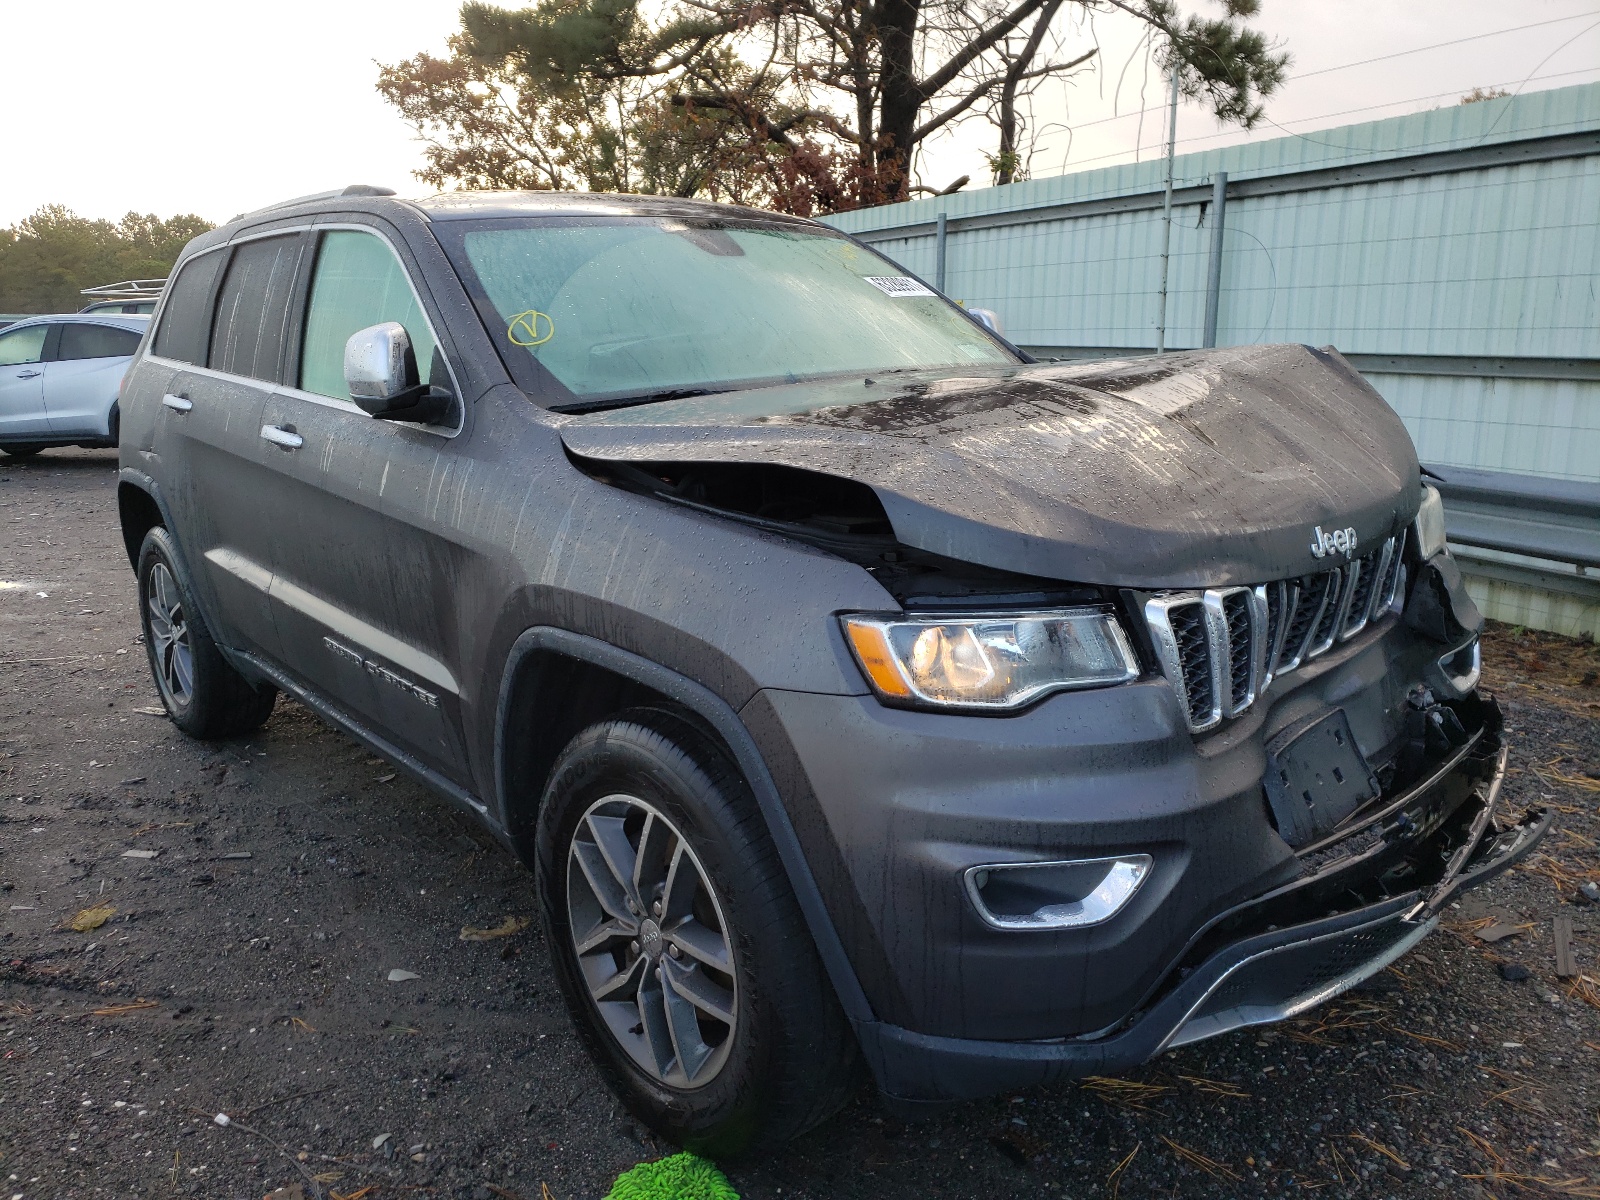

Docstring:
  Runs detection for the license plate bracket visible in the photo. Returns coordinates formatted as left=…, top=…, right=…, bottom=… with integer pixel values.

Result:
left=1263, top=708, right=1381, bottom=848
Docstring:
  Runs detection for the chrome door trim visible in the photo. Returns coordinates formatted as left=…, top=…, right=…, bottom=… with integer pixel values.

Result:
left=203, top=547, right=460, bottom=696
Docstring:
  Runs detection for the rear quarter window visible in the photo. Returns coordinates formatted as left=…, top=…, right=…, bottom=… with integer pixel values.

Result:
left=152, top=250, right=227, bottom=365
left=57, top=323, right=141, bottom=361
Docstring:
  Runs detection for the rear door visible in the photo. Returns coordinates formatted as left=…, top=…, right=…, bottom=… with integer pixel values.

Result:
left=43, top=322, right=142, bottom=437
left=149, top=233, right=307, bottom=658
left=255, top=223, right=472, bottom=779
left=0, top=322, right=53, bottom=438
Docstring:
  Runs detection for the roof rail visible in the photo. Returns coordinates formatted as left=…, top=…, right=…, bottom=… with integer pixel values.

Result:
left=80, top=279, right=167, bottom=300
left=229, top=184, right=398, bottom=223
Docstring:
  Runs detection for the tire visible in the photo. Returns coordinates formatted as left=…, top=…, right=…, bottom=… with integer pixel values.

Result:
left=137, top=526, right=277, bottom=738
left=536, top=709, right=860, bottom=1156
left=0, top=443, right=45, bottom=458
left=106, top=403, right=120, bottom=448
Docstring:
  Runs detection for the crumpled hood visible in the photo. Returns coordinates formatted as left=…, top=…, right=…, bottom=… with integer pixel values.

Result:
left=557, top=344, right=1422, bottom=588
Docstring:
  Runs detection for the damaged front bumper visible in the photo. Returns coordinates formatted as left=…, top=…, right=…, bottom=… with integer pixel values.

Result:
left=859, top=727, right=1550, bottom=1107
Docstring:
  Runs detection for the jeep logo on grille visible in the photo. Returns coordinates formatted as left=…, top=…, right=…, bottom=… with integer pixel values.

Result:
left=1309, top=525, right=1359, bottom=559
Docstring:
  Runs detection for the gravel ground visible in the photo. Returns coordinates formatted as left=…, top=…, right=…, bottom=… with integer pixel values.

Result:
left=1, top=448, right=1597, bottom=1200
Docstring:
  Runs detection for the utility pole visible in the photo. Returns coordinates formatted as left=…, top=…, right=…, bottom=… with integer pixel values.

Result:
left=1155, top=66, right=1180, bottom=354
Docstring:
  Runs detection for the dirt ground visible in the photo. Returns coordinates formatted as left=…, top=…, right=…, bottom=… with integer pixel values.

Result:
left=2, top=447, right=1598, bottom=1200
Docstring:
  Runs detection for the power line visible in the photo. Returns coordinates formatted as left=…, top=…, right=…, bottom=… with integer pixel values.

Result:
left=1290, top=11, right=1600, bottom=81
left=1043, top=11, right=1600, bottom=140
left=1051, top=64, right=1600, bottom=173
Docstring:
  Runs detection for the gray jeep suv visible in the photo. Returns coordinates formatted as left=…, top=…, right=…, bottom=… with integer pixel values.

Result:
left=116, top=185, right=1548, bottom=1153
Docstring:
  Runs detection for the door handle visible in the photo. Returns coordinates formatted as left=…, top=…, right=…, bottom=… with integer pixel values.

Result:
left=162, top=394, right=193, bottom=413
left=17, top=369, right=41, bottom=379
left=260, top=424, right=304, bottom=450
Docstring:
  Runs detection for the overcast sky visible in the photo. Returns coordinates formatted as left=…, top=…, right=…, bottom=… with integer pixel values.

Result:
left=2, top=0, right=1597, bottom=227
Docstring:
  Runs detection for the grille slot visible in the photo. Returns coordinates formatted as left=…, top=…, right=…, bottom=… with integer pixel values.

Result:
left=1145, top=595, right=1219, bottom=731
left=1224, top=591, right=1253, bottom=706
left=1376, top=529, right=1407, bottom=611
left=1147, top=535, right=1401, bottom=734
left=1340, top=541, right=1387, bottom=640
left=1307, top=565, right=1345, bottom=658
left=1279, top=571, right=1334, bottom=672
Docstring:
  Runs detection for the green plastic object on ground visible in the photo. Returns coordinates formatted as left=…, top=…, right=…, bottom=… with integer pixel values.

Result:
left=603, top=1152, right=739, bottom=1200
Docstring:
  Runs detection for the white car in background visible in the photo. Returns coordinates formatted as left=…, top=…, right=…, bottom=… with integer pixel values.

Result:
left=0, top=314, right=147, bottom=458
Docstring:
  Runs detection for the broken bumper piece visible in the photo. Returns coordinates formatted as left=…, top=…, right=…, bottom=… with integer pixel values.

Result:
left=860, top=743, right=1550, bottom=1108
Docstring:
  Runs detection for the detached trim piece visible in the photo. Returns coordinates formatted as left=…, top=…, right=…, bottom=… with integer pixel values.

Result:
left=1022, top=346, right=1600, bottom=383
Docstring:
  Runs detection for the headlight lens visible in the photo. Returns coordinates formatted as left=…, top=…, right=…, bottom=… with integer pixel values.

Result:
left=1414, top=484, right=1449, bottom=560
left=842, top=607, right=1140, bottom=710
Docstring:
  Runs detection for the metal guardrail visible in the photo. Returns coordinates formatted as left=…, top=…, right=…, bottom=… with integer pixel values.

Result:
left=1425, top=463, right=1600, bottom=603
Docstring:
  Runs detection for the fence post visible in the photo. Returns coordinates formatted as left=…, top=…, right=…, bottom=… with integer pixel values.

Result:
left=935, top=212, right=948, bottom=293
left=1203, top=171, right=1228, bottom=348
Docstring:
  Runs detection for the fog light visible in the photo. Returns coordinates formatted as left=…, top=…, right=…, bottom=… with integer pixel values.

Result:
left=963, top=855, right=1151, bottom=931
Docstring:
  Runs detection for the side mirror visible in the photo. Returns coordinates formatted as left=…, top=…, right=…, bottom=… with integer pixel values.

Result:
left=344, top=322, right=452, bottom=424
left=966, top=307, right=1004, bottom=336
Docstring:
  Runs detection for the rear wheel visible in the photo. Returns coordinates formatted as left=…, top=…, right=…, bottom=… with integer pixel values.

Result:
left=536, top=710, right=860, bottom=1155
left=137, top=526, right=277, bottom=738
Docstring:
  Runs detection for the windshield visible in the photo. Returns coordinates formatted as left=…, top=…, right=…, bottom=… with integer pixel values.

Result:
left=439, top=217, right=1015, bottom=407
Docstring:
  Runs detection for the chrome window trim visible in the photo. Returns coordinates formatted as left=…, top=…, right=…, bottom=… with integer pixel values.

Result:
left=142, top=221, right=465, bottom=439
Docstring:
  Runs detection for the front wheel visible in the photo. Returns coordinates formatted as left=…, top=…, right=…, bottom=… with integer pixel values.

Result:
left=536, top=710, right=860, bottom=1155
left=137, top=526, right=277, bottom=738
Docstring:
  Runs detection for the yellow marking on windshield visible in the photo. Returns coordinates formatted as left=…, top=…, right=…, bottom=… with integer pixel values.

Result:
left=507, top=310, right=554, bottom=347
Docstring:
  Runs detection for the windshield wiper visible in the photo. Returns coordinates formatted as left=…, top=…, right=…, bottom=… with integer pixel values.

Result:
left=550, top=387, right=733, bottom=415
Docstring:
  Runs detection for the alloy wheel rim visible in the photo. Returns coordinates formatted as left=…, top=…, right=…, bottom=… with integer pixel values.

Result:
left=566, top=794, right=739, bottom=1089
left=146, top=562, right=194, bottom=706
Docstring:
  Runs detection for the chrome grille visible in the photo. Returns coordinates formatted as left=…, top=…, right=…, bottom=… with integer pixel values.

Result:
left=1146, top=534, right=1405, bottom=734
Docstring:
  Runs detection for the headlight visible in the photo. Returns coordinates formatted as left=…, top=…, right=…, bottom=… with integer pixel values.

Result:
left=1414, top=484, right=1449, bottom=560
left=842, top=607, right=1140, bottom=711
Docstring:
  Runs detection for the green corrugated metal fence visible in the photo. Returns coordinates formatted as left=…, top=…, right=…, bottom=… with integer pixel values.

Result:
left=822, top=83, right=1600, bottom=636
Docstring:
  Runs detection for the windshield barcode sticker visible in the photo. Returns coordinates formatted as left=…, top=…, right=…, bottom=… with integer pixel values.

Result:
left=864, top=276, right=936, bottom=298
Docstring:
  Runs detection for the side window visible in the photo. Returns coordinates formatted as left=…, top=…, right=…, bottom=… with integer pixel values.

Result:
left=300, top=230, right=441, bottom=402
left=208, top=234, right=305, bottom=382
left=0, top=324, right=49, bottom=366
left=57, top=324, right=141, bottom=361
left=152, top=250, right=226, bottom=365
